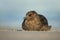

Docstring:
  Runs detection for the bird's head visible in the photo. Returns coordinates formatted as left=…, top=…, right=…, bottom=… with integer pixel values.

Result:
left=25, top=11, right=38, bottom=20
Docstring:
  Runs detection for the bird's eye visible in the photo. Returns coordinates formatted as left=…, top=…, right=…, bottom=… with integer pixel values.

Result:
left=29, top=14, right=32, bottom=16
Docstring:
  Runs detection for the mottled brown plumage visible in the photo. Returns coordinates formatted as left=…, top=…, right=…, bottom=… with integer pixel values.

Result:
left=22, top=11, right=51, bottom=31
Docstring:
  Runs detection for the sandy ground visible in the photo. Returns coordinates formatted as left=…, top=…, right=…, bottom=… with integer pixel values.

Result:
left=0, top=30, right=60, bottom=40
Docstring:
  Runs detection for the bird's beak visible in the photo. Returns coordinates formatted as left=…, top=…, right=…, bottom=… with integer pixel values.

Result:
left=24, top=17, right=26, bottom=19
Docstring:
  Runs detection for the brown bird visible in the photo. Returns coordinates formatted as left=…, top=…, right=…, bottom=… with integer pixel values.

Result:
left=22, top=11, right=51, bottom=31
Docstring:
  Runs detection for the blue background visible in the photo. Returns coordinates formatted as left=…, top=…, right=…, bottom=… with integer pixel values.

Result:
left=0, top=0, right=60, bottom=30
